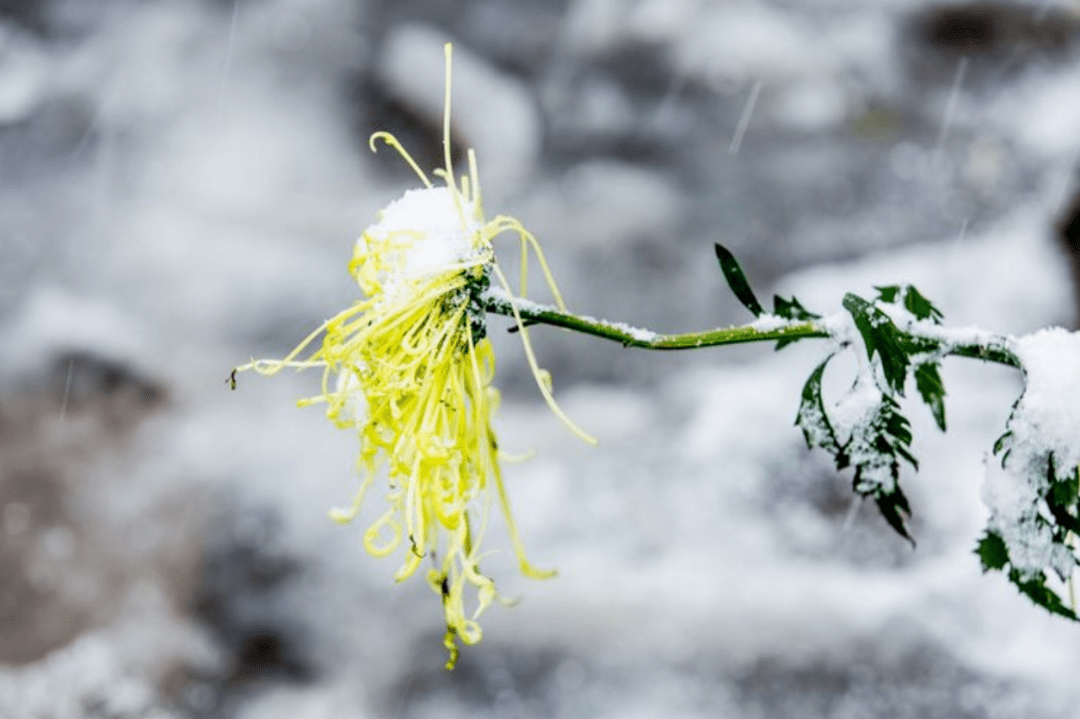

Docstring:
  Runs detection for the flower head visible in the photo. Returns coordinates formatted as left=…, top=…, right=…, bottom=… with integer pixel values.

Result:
left=236, top=43, right=593, bottom=668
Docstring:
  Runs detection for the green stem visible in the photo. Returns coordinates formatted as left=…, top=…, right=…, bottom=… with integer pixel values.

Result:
left=941, top=342, right=1021, bottom=369
left=482, top=293, right=1022, bottom=368
left=482, top=293, right=829, bottom=349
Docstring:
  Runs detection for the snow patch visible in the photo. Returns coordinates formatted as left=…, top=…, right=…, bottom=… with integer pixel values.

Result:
left=358, top=186, right=483, bottom=303
left=1011, top=328, right=1080, bottom=479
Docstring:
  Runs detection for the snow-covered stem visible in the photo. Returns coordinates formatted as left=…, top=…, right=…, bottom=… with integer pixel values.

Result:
left=483, top=290, right=1022, bottom=368
left=482, top=290, right=826, bottom=348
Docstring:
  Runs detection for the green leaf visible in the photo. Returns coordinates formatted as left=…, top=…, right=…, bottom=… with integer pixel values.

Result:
left=842, top=293, right=910, bottom=395
left=903, top=285, right=944, bottom=325
left=846, top=393, right=918, bottom=542
left=773, top=294, right=821, bottom=321
left=1045, top=501, right=1080, bottom=537
left=899, top=335, right=941, bottom=356
left=881, top=395, right=914, bottom=451
left=981, top=524, right=1079, bottom=620
left=1008, top=569, right=1078, bottom=621
left=874, top=485, right=915, bottom=545
left=795, top=357, right=846, bottom=465
left=895, top=443, right=919, bottom=470
left=914, top=362, right=947, bottom=431
left=874, top=284, right=945, bottom=325
left=875, top=285, right=901, bottom=303
left=1045, top=456, right=1080, bottom=536
left=992, top=431, right=1012, bottom=457
left=774, top=337, right=798, bottom=351
left=1050, top=478, right=1077, bottom=509
left=976, top=531, right=1009, bottom=571
left=1046, top=453, right=1074, bottom=502
left=772, top=295, right=822, bottom=351
left=714, top=243, right=764, bottom=317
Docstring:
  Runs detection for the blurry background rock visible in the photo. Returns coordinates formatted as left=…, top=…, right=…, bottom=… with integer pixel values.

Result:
left=1, top=0, right=1080, bottom=717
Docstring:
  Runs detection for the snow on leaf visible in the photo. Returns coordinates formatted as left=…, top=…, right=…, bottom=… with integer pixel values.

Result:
left=795, top=355, right=845, bottom=464
left=1009, top=570, right=1078, bottom=621
left=1010, top=329, right=1080, bottom=482
left=983, top=329, right=1080, bottom=597
left=982, top=451, right=1077, bottom=614
left=829, top=375, right=918, bottom=543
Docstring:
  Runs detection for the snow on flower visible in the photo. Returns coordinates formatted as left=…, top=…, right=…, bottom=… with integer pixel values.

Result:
left=235, top=43, right=594, bottom=668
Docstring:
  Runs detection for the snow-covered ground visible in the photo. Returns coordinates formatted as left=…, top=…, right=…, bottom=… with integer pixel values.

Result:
left=2, top=0, right=1080, bottom=717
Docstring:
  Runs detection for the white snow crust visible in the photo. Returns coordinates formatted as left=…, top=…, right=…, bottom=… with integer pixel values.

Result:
left=1011, top=328, right=1080, bottom=483
left=358, top=186, right=482, bottom=299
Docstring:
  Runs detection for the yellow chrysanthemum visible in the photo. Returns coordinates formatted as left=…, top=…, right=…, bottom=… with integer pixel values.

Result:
left=236, top=43, right=594, bottom=668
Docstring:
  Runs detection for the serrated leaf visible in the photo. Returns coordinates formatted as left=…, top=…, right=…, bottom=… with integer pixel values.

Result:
left=976, top=531, right=1009, bottom=571
left=874, top=486, right=915, bottom=545
left=774, top=337, right=799, bottom=351
left=845, top=393, right=918, bottom=542
left=1046, top=501, right=1080, bottom=537
left=992, top=431, right=1012, bottom=457
left=881, top=395, right=914, bottom=446
left=773, top=294, right=821, bottom=321
left=1045, top=457, right=1080, bottom=535
left=714, top=243, right=764, bottom=317
left=877, top=396, right=916, bottom=469
left=903, top=285, right=945, bottom=325
left=795, top=357, right=843, bottom=460
left=1008, top=569, right=1078, bottom=621
left=772, top=295, right=821, bottom=351
left=875, top=285, right=901, bottom=303
left=1050, top=463, right=1080, bottom=516
left=914, top=362, right=947, bottom=431
left=1049, top=478, right=1077, bottom=509
left=895, top=443, right=919, bottom=470
left=842, top=293, right=910, bottom=396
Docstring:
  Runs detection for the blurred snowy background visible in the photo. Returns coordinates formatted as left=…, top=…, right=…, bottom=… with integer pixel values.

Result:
left=2, top=0, right=1080, bottom=717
